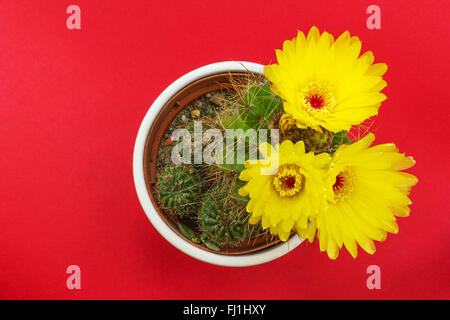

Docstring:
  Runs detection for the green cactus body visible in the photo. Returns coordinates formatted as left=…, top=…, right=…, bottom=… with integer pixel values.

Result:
left=239, top=83, right=283, bottom=129
left=330, top=130, right=353, bottom=153
left=198, top=187, right=247, bottom=248
left=157, top=166, right=202, bottom=215
left=217, top=83, right=282, bottom=174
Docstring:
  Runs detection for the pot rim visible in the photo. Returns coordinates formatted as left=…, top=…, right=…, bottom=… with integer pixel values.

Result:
left=133, top=61, right=303, bottom=267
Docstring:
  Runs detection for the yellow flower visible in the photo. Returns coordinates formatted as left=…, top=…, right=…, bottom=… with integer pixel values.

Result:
left=238, top=140, right=330, bottom=241
left=264, top=26, right=387, bottom=133
left=308, top=133, right=418, bottom=259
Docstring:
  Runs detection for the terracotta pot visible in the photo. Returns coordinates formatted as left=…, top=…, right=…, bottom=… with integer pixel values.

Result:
left=133, top=61, right=302, bottom=266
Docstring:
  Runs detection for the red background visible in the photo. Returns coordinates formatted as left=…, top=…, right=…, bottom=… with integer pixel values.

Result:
left=0, top=0, right=449, bottom=299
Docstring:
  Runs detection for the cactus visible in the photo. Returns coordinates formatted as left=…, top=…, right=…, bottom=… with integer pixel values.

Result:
left=239, top=83, right=283, bottom=129
left=269, top=112, right=335, bottom=154
left=300, top=128, right=334, bottom=153
left=217, top=82, right=283, bottom=174
left=156, top=166, right=202, bottom=215
left=198, top=186, right=247, bottom=248
left=330, top=130, right=353, bottom=153
left=219, top=83, right=283, bottom=131
left=177, top=222, right=200, bottom=243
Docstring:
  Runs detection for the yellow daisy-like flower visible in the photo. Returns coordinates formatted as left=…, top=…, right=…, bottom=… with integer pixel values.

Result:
left=264, top=26, right=387, bottom=133
left=302, top=133, right=418, bottom=259
left=238, top=140, right=330, bottom=241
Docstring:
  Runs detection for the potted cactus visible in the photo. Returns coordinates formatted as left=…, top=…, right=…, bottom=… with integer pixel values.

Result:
left=134, top=61, right=303, bottom=266
left=134, top=27, right=417, bottom=266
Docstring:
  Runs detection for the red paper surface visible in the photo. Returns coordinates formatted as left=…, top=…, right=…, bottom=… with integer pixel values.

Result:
left=0, top=0, right=449, bottom=299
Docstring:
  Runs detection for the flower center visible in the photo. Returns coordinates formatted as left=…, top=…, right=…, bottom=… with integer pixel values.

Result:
left=308, top=94, right=325, bottom=109
left=300, top=81, right=336, bottom=114
left=273, top=164, right=304, bottom=197
left=332, top=168, right=356, bottom=202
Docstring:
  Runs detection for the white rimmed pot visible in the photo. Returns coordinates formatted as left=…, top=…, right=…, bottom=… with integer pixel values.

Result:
left=133, top=61, right=303, bottom=267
